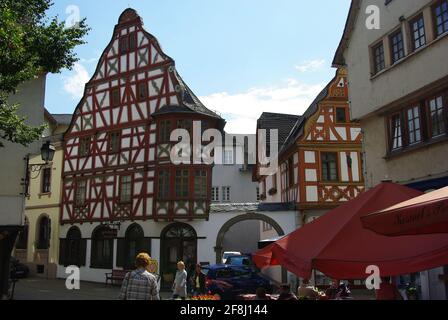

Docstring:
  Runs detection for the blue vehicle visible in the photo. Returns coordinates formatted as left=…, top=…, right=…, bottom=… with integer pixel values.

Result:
left=202, top=264, right=272, bottom=300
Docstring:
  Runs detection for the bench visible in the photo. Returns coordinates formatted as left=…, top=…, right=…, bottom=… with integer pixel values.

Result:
left=105, top=270, right=129, bottom=286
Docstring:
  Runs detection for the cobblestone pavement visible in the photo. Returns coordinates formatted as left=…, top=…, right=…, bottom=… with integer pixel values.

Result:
left=12, top=277, right=172, bottom=300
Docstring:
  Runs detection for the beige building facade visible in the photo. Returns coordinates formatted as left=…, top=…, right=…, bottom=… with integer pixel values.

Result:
left=14, top=112, right=71, bottom=279
left=334, top=0, right=448, bottom=189
left=334, top=0, right=448, bottom=299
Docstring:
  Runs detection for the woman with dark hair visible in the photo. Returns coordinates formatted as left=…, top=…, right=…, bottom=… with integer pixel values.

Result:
left=192, top=264, right=206, bottom=296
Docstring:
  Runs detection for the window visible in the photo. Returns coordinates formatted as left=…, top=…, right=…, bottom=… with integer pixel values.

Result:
left=212, top=187, right=220, bottom=202
left=117, top=224, right=150, bottom=269
left=75, top=180, right=87, bottom=206
left=288, top=157, right=295, bottom=187
left=262, top=221, right=273, bottom=232
left=336, top=107, right=347, bottom=123
left=79, top=136, right=91, bottom=157
left=159, top=120, right=171, bottom=143
left=373, top=42, right=386, bottom=74
left=129, top=32, right=137, bottom=51
left=41, top=167, right=51, bottom=193
left=175, top=169, right=189, bottom=198
left=321, top=152, right=338, bottom=182
left=120, top=33, right=138, bottom=54
left=428, top=95, right=446, bottom=137
left=111, top=88, right=120, bottom=107
left=272, top=173, right=278, bottom=190
left=36, top=216, right=50, bottom=250
left=60, top=227, right=86, bottom=267
left=108, top=131, right=121, bottom=153
left=389, top=30, right=405, bottom=64
left=91, top=227, right=113, bottom=269
left=158, top=170, right=170, bottom=199
left=222, top=186, right=231, bottom=202
left=390, top=114, right=403, bottom=150
left=223, top=149, right=234, bottom=165
left=119, top=175, right=132, bottom=203
left=194, top=170, right=207, bottom=199
left=410, top=15, right=426, bottom=50
left=119, top=36, right=129, bottom=54
left=137, top=81, right=147, bottom=101
left=406, top=106, right=422, bottom=145
left=177, top=119, right=192, bottom=133
left=434, top=0, right=448, bottom=36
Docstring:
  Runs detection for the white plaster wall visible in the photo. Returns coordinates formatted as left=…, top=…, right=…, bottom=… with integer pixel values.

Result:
left=57, top=211, right=297, bottom=283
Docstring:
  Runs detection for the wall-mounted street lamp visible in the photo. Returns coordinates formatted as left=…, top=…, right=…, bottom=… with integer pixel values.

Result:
left=40, top=141, right=56, bottom=164
left=22, top=141, right=56, bottom=196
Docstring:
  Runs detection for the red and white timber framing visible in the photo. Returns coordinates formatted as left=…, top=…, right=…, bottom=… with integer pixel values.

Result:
left=260, top=68, right=364, bottom=210
left=61, top=9, right=220, bottom=225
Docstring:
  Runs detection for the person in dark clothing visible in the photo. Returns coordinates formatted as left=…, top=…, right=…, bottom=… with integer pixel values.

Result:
left=277, top=284, right=298, bottom=301
left=192, top=264, right=206, bottom=296
left=255, top=287, right=271, bottom=300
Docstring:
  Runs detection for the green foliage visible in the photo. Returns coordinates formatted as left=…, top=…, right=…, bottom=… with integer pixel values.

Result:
left=0, top=0, right=90, bottom=147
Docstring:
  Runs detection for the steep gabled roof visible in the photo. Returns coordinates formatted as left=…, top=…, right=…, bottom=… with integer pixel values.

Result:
left=153, top=71, right=223, bottom=120
left=257, top=112, right=302, bottom=151
left=279, top=78, right=333, bottom=154
left=332, top=0, right=361, bottom=67
left=51, top=114, right=73, bottom=126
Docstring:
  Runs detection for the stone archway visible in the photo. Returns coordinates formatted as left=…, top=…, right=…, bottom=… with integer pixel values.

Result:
left=215, top=213, right=285, bottom=264
left=214, top=212, right=287, bottom=283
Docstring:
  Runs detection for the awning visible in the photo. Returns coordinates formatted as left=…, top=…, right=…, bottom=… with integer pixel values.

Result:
left=361, top=187, right=448, bottom=236
left=253, top=183, right=448, bottom=280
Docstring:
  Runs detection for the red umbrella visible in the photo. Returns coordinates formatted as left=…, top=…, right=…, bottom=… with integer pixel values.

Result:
left=361, top=187, right=448, bottom=236
left=253, top=183, right=448, bottom=280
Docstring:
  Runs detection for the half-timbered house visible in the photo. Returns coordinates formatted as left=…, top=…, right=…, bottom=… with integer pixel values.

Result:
left=255, top=68, right=364, bottom=225
left=58, top=9, right=225, bottom=284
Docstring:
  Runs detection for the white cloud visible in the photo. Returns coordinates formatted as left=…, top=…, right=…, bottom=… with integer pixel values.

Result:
left=199, top=80, right=325, bottom=134
left=62, top=63, right=90, bottom=99
left=295, top=59, right=326, bottom=72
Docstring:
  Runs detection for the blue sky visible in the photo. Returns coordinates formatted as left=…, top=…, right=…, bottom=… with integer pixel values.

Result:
left=46, top=0, right=351, bottom=133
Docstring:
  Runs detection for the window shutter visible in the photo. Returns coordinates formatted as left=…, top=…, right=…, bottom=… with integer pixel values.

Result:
left=116, top=238, right=125, bottom=268
left=59, top=239, right=66, bottom=266
left=79, top=239, right=87, bottom=266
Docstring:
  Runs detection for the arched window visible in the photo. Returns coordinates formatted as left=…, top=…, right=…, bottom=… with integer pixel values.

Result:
left=117, top=224, right=150, bottom=269
left=160, top=223, right=197, bottom=287
left=36, top=216, right=50, bottom=250
left=16, top=217, right=29, bottom=250
left=91, top=226, right=114, bottom=269
left=59, top=227, right=86, bottom=267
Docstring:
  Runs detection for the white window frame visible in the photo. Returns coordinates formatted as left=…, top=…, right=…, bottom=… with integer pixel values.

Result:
left=222, top=186, right=231, bottom=202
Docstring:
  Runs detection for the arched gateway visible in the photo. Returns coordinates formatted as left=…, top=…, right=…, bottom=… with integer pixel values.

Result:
left=214, top=213, right=285, bottom=264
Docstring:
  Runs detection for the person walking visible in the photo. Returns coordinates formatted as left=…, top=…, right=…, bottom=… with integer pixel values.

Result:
left=172, top=261, right=188, bottom=300
left=118, top=253, right=160, bottom=300
left=278, top=283, right=298, bottom=301
left=192, top=264, right=206, bottom=296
